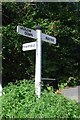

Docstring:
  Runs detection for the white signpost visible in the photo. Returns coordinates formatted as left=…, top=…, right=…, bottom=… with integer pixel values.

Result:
left=35, top=29, right=42, bottom=98
left=17, top=25, right=56, bottom=98
left=0, top=82, right=2, bottom=96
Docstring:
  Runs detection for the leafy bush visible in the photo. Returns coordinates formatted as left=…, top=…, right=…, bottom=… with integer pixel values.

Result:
left=1, top=80, right=80, bottom=118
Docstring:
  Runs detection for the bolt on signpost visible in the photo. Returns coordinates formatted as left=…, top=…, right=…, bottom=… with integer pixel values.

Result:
left=17, top=25, right=56, bottom=98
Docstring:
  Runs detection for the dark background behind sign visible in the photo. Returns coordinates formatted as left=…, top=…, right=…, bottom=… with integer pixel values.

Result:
left=2, top=2, right=80, bottom=87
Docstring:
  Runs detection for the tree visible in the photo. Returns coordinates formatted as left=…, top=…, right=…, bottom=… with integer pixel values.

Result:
left=2, top=2, right=80, bottom=86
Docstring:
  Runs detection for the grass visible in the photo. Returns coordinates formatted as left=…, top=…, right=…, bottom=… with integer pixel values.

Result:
left=1, top=79, right=80, bottom=118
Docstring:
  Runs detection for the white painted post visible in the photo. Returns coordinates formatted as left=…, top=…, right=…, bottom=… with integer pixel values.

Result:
left=0, top=81, right=2, bottom=96
left=35, top=26, right=42, bottom=98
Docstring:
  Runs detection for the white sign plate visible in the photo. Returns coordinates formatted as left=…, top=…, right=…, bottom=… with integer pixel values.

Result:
left=22, top=41, right=36, bottom=51
left=42, top=33, right=56, bottom=44
left=17, top=26, right=37, bottom=39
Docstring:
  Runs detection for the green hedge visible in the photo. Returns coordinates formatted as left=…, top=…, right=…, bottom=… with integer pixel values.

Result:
left=1, top=80, right=80, bottom=118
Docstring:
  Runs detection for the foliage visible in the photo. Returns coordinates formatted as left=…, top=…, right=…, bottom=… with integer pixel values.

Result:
left=1, top=80, right=80, bottom=118
left=2, top=24, right=35, bottom=85
left=2, top=2, right=80, bottom=86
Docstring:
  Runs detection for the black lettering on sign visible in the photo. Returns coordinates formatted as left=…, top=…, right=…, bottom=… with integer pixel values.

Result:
left=24, top=31, right=33, bottom=37
left=20, top=27, right=31, bottom=33
left=24, top=44, right=35, bottom=48
left=46, top=36, right=54, bottom=42
left=33, top=44, right=35, bottom=47
left=20, top=27, right=26, bottom=31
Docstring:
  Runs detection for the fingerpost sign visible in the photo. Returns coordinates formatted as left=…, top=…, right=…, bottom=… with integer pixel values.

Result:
left=17, top=25, right=56, bottom=98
